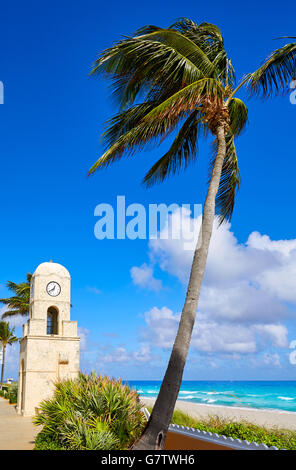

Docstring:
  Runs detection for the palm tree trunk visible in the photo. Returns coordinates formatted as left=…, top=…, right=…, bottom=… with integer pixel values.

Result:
left=1, top=346, right=5, bottom=389
left=132, top=124, right=227, bottom=450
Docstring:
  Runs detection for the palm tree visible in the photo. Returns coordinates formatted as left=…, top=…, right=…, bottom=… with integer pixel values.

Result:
left=89, top=19, right=295, bottom=449
left=0, top=321, right=18, bottom=388
left=0, top=273, right=32, bottom=319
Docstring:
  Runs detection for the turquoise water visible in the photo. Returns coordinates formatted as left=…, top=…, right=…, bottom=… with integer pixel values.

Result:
left=125, top=381, right=296, bottom=413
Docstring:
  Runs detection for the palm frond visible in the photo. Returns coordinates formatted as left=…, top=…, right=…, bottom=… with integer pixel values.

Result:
left=92, top=38, right=204, bottom=109
left=139, top=77, right=223, bottom=130
left=89, top=78, right=223, bottom=175
left=227, top=97, right=248, bottom=136
left=1, top=307, right=28, bottom=318
left=0, top=273, right=32, bottom=318
left=100, top=102, right=156, bottom=149
left=0, top=322, right=18, bottom=345
left=209, top=53, right=236, bottom=89
left=126, top=29, right=215, bottom=75
left=89, top=18, right=240, bottom=223
left=143, top=111, right=206, bottom=186
left=246, top=41, right=296, bottom=97
left=196, top=22, right=224, bottom=42
left=169, top=18, right=200, bottom=34
left=170, top=18, right=223, bottom=47
left=90, top=28, right=216, bottom=109
left=209, top=134, right=240, bottom=223
left=169, top=19, right=231, bottom=83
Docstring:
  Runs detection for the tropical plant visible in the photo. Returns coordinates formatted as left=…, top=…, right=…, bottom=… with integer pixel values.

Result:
left=89, top=19, right=295, bottom=449
left=0, top=273, right=32, bottom=319
left=33, top=372, right=146, bottom=450
left=34, top=432, right=67, bottom=450
left=7, top=384, right=18, bottom=404
left=0, top=321, right=18, bottom=388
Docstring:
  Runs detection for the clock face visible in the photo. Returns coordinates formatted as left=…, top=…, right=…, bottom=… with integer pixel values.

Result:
left=46, top=281, right=61, bottom=297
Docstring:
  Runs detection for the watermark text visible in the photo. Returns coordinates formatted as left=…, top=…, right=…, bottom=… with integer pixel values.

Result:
left=94, top=196, right=202, bottom=250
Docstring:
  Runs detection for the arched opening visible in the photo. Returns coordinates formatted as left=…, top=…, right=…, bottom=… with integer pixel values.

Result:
left=47, top=307, right=58, bottom=335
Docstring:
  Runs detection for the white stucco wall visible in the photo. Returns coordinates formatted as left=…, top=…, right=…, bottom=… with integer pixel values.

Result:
left=17, top=262, right=80, bottom=417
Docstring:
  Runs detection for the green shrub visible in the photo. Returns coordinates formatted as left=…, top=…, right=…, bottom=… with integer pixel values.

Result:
left=8, top=392, right=17, bottom=404
left=146, top=407, right=296, bottom=450
left=34, top=372, right=146, bottom=450
left=7, top=384, right=18, bottom=404
left=34, top=432, right=67, bottom=450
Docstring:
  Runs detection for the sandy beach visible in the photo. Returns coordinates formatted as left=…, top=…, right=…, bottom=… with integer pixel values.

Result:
left=142, top=398, right=296, bottom=430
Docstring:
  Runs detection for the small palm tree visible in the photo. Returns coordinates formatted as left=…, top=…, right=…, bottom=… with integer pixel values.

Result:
left=0, top=321, right=18, bottom=388
left=89, top=19, right=295, bottom=449
left=0, top=273, right=32, bottom=319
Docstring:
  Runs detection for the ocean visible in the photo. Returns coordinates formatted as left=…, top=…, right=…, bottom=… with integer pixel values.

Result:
left=125, top=381, right=296, bottom=413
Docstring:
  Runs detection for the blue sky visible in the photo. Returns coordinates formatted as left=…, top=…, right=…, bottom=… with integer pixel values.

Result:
left=1, top=0, right=296, bottom=381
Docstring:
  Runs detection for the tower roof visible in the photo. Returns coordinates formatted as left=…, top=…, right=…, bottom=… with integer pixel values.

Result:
left=33, top=261, right=70, bottom=279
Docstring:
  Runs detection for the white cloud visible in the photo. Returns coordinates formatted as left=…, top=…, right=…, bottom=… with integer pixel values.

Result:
left=130, top=263, right=162, bottom=291
left=145, top=209, right=296, bottom=325
left=148, top=208, right=197, bottom=283
left=142, top=306, right=180, bottom=348
left=101, top=344, right=153, bottom=365
left=135, top=209, right=294, bottom=357
left=263, top=353, right=281, bottom=367
left=148, top=210, right=296, bottom=303
left=141, top=305, right=289, bottom=355
left=103, top=347, right=131, bottom=364
left=78, top=326, right=90, bottom=351
left=199, top=283, right=287, bottom=323
left=0, top=306, right=7, bottom=319
left=254, top=324, right=288, bottom=348
left=2, top=341, right=20, bottom=381
left=191, top=319, right=257, bottom=354
left=142, top=306, right=258, bottom=354
left=132, top=345, right=152, bottom=363
left=0, top=307, right=25, bottom=328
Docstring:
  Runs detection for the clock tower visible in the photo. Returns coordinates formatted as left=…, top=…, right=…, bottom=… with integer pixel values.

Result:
left=17, top=261, right=80, bottom=417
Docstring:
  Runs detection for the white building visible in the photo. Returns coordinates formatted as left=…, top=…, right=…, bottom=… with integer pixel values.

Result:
left=17, top=261, right=80, bottom=416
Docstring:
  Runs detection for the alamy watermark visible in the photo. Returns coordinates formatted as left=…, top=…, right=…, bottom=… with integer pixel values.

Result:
left=0, top=81, right=3, bottom=104
left=290, top=80, right=296, bottom=104
left=94, top=196, right=202, bottom=250
left=289, top=340, right=296, bottom=365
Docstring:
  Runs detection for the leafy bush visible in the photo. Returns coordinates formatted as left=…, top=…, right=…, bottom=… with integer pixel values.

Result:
left=34, top=432, right=67, bottom=450
left=0, top=384, right=17, bottom=400
left=7, top=384, right=18, bottom=404
left=34, top=372, right=146, bottom=450
left=8, top=391, right=17, bottom=404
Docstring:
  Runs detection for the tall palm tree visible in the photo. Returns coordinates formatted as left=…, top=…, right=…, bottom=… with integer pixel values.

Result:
left=0, top=322, right=18, bottom=388
left=89, top=19, right=295, bottom=449
left=0, top=273, right=32, bottom=319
